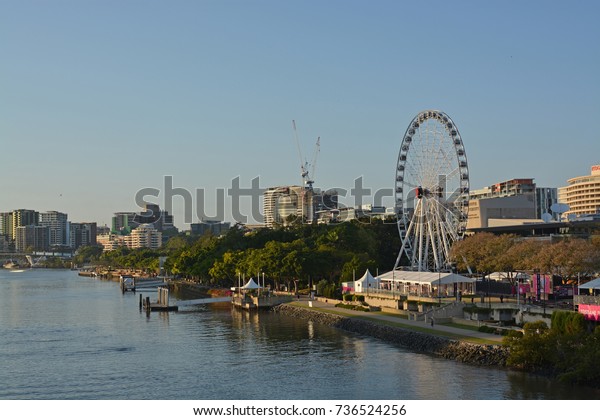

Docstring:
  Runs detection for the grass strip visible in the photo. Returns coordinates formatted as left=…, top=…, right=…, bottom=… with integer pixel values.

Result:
left=288, top=302, right=498, bottom=346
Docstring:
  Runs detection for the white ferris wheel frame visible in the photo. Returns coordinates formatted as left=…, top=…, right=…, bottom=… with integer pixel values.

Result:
left=393, top=110, right=470, bottom=272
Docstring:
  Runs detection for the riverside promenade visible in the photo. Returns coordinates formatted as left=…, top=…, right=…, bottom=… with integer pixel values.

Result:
left=287, top=298, right=504, bottom=345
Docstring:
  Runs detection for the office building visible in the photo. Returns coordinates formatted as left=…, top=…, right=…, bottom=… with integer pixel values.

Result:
left=467, top=179, right=538, bottom=229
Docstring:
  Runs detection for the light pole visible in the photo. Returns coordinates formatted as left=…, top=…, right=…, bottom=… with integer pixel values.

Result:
left=438, top=269, right=441, bottom=305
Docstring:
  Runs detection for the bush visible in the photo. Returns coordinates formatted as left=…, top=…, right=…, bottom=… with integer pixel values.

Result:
left=478, top=325, right=496, bottom=334
left=335, top=303, right=370, bottom=312
left=551, top=311, right=586, bottom=335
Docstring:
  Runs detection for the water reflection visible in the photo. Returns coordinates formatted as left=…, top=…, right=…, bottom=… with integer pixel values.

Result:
left=2, top=271, right=600, bottom=400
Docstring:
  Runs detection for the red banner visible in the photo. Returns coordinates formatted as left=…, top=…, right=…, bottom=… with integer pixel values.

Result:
left=579, top=304, right=600, bottom=321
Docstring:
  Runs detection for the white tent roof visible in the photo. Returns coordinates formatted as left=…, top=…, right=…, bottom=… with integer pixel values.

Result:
left=242, top=278, right=260, bottom=289
left=488, top=272, right=530, bottom=281
left=377, top=270, right=476, bottom=285
left=579, top=278, right=600, bottom=290
left=356, top=269, right=379, bottom=285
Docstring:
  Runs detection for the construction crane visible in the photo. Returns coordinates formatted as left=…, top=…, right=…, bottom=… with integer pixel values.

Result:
left=292, top=120, right=320, bottom=190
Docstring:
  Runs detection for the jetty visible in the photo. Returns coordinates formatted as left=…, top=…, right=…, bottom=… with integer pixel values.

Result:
left=231, top=277, right=292, bottom=310
left=140, top=287, right=178, bottom=312
left=121, top=275, right=168, bottom=292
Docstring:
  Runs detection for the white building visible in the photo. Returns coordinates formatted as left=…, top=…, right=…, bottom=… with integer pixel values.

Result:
left=126, top=224, right=162, bottom=250
left=558, top=165, right=600, bottom=220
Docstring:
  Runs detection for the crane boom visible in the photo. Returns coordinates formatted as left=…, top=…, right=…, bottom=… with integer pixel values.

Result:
left=291, top=120, right=320, bottom=189
left=292, top=120, right=308, bottom=178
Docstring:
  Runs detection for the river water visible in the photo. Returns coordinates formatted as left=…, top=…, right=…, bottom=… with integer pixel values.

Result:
left=1, top=269, right=598, bottom=400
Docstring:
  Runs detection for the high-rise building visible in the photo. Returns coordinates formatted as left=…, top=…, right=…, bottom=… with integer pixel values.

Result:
left=70, top=222, right=97, bottom=249
left=15, top=225, right=49, bottom=252
left=113, top=205, right=174, bottom=234
left=263, top=186, right=314, bottom=227
left=112, top=212, right=137, bottom=234
left=40, top=211, right=69, bottom=247
left=558, top=165, right=600, bottom=220
left=11, top=209, right=39, bottom=240
left=0, top=212, right=12, bottom=241
left=263, top=186, right=339, bottom=228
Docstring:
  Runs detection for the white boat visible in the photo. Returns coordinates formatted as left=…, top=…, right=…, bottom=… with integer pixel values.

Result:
left=3, top=261, right=20, bottom=270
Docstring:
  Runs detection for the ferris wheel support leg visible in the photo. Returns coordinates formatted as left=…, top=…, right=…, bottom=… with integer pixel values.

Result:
left=427, top=208, right=440, bottom=271
left=417, top=198, right=426, bottom=272
left=394, top=212, right=417, bottom=269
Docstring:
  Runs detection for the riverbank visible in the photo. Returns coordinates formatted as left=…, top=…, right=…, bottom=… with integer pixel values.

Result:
left=273, top=302, right=509, bottom=367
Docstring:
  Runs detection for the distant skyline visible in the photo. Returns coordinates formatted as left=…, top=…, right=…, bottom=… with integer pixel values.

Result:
left=2, top=0, right=599, bottom=229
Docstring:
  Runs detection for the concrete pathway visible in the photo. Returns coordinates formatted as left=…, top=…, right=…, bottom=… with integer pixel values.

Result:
left=291, top=299, right=504, bottom=344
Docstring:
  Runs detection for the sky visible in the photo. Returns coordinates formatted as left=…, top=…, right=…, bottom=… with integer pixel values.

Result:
left=2, top=0, right=599, bottom=229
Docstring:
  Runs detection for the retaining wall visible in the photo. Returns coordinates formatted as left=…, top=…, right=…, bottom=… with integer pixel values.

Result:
left=273, top=304, right=508, bottom=367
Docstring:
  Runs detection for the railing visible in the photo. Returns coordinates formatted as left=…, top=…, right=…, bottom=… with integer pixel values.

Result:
left=574, top=295, right=600, bottom=305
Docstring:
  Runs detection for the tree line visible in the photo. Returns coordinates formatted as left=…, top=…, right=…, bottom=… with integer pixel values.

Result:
left=75, top=219, right=401, bottom=293
left=451, top=232, right=600, bottom=282
left=75, top=227, right=600, bottom=292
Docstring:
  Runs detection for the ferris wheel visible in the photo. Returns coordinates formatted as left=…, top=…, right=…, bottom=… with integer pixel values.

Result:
left=393, top=110, right=470, bottom=272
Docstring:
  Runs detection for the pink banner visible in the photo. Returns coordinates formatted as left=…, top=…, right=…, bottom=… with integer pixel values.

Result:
left=579, top=304, right=600, bottom=322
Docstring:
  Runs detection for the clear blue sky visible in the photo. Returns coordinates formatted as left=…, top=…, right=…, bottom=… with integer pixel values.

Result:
left=2, top=0, right=599, bottom=229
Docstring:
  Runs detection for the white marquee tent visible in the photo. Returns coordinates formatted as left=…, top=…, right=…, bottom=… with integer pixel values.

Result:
left=376, top=270, right=476, bottom=297
left=354, top=269, right=380, bottom=293
left=241, top=278, right=260, bottom=289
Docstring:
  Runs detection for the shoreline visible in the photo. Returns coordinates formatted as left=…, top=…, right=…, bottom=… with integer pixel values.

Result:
left=272, top=303, right=510, bottom=368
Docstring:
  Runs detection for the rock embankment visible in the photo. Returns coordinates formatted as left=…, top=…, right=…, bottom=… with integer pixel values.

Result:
left=273, top=304, right=508, bottom=367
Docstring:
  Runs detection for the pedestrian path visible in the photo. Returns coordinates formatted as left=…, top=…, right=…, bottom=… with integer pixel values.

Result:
left=291, top=299, right=504, bottom=344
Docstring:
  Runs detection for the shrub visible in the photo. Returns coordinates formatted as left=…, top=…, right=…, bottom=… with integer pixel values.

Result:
left=551, top=311, right=586, bottom=335
left=478, top=325, right=496, bottom=334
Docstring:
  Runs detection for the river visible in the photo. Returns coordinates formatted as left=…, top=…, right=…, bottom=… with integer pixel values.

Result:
left=1, top=269, right=598, bottom=400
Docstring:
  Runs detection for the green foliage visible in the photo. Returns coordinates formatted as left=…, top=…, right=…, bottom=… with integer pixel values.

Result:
left=504, top=317, right=600, bottom=387
left=551, top=311, right=586, bottom=335
left=96, top=247, right=161, bottom=273
left=92, top=221, right=400, bottom=290
left=72, top=245, right=103, bottom=266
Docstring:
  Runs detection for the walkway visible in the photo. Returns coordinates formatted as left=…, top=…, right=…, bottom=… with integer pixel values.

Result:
left=290, top=299, right=504, bottom=344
